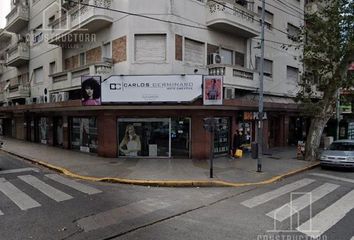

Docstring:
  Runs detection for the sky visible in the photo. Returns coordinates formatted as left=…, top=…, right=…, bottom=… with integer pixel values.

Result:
left=0, top=0, right=11, bottom=29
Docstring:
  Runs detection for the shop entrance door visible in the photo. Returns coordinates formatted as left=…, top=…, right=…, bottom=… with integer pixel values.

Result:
left=171, top=118, right=191, bottom=158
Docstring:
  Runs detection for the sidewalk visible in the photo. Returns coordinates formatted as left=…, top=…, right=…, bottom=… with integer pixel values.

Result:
left=0, top=137, right=319, bottom=187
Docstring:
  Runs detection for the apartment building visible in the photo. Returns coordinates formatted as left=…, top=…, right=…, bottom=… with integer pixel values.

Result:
left=0, top=0, right=305, bottom=159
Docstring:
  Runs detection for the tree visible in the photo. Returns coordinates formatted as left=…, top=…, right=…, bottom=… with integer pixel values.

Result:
left=296, top=0, right=354, bottom=161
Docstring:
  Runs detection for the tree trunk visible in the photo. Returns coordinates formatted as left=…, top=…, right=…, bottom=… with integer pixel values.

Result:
left=304, top=117, right=330, bottom=161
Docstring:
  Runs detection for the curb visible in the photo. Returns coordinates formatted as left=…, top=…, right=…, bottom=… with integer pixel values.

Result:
left=1, top=148, right=320, bottom=188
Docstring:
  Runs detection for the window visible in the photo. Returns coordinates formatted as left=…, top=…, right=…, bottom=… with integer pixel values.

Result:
left=256, top=57, right=273, bottom=77
left=49, top=61, right=56, bottom=75
left=235, top=51, right=245, bottom=67
left=33, top=67, right=44, bottom=84
left=258, top=7, right=274, bottom=30
left=287, top=66, right=299, bottom=82
left=135, top=34, right=167, bottom=62
left=287, top=23, right=300, bottom=41
left=79, top=52, right=85, bottom=66
left=220, top=48, right=233, bottom=65
left=103, top=42, right=111, bottom=59
left=184, top=38, right=205, bottom=65
left=33, top=24, right=43, bottom=44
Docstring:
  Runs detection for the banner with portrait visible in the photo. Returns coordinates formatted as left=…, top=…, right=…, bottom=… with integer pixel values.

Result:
left=203, top=76, right=223, bottom=105
left=81, top=76, right=101, bottom=106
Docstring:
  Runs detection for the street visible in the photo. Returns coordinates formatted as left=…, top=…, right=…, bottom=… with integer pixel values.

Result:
left=0, top=152, right=353, bottom=240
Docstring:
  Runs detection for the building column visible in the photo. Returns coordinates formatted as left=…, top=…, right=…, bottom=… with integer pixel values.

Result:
left=98, top=113, right=117, bottom=157
left=191, top=115, right=210, bottom=159
left=48, top=117, right=54, bottom=146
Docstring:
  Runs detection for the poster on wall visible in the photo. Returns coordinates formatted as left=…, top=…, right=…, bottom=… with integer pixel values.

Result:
left=203, top=76, right=223, bottom=105
left=81, top=76, right=101, bottom=106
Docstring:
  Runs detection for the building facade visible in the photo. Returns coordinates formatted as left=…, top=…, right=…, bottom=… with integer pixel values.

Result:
left=0, top=0, right=305, bottom=159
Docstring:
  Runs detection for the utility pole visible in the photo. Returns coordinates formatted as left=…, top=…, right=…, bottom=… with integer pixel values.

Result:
left=336, top=89, right=340, bottom=140
left=257, top=0, right=266, bottom=172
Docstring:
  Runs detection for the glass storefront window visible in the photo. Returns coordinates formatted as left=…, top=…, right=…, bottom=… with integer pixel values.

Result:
left=71, top=117, right=98, bottom=153
left=171, top=118, right=191, bottom=158
left=39, top=117, right=49, bottom=144
left=214, top=117, right=230, bottom=154
left=118, top=118, right=170, bottom=157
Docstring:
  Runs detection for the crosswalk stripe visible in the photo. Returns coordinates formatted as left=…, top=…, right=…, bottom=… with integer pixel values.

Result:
left=266, top=183, right=339, bottom=222
left=296, top=189, right=354, bottom=239
left=18, top=175, right=73, bottom=202
left=241, top=178, right=315, bottom=208
left=45, top=174, right=102, bottom=195
left=0, top=178, right=41, bottom=210
left=0, top=168, right=39, bottom=175
left=0, top=209, right=3, bottom=215
left=309, top=173, right=354, bottom=184
left=351, top=236, right=354, bottom=240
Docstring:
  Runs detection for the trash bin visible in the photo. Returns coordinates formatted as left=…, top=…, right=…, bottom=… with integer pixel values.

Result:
left=251, top=142, right=258, bottom=159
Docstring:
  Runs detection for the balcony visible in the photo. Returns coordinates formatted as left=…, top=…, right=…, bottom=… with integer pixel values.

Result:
left=51, top=62, right=113, bottom=91
left=206, top=0, right=260, bottom=38
left=208, top=64, right=256, bottom=90
left=5, top=4, right=29, bottom=33
left=6, top=75, right=30, bottom=100
left=49, top=0, right=113, bottom=45
left=0, top=29, right=12, bottom=43
left=6, top=42, right=30, bottom=67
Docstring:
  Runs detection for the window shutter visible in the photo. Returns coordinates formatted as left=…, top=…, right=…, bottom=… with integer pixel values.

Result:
left=135, top=34, right=166, bottom=62
left=184, top=38, right=205, bottom=65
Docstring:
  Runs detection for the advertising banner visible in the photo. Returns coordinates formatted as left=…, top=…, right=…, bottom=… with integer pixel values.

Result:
left=81, top=76, right=101, bottom=106
left=203, top=76, right=223, bottom=105
left=101, top=75, right=202, bottom=103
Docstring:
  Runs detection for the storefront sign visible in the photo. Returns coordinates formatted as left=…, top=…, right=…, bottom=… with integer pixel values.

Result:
left=203, top=76, right=223, bottom=105
left=101, top=75, right=202, bottom=103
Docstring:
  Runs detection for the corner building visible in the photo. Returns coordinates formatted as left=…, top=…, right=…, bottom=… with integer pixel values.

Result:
left=0, top=0, right=306, bottom=159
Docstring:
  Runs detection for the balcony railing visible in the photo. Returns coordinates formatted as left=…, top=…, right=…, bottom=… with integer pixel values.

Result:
left=5, top=4, right=29, bottom=33
left=51, top=62, right=113, bottom=91
left=49, top=0, right=113, bottom=45
left=208, top=64, right=256, bottom=89
left=206, top=0, right=260, bottom=38
left=6, top=42, right=30, bottom=67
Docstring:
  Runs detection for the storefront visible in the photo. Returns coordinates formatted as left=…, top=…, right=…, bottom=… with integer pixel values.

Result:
left=70, top=117, right=98, bottom=153
left=117, top=117, right=191, bottom=158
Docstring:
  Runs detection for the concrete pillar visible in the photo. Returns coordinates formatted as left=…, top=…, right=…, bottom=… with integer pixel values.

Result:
left=63, top=116, right=70, bottom=149
left=191, top=115, right=210, bottom=159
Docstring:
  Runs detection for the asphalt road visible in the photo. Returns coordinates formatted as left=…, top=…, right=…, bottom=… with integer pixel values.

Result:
left=0, top=151, right=353, bottom=240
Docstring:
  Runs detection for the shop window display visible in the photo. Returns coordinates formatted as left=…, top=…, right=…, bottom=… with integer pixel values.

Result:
left=71, top=117, right=98, bottom=153
left=118, top=119, right=170, bottom=157
left=213, top=117, right=230, bottom=154
left=39, top=117, right=49, bottom=144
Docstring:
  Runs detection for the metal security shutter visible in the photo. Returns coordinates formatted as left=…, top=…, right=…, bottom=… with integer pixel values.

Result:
left=184, top=38, right=205, bottom=65
left=135, top=34, right=166, bottom=62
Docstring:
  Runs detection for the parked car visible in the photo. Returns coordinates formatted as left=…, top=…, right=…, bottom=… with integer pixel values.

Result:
left=320, top=140, right=354, bottom=168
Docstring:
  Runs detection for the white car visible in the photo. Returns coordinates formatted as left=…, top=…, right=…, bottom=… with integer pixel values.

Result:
left=320, top=140, right=354, bottom=168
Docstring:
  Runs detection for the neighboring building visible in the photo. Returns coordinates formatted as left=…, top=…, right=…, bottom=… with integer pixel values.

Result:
left=0, top=0, right=305, bottom=159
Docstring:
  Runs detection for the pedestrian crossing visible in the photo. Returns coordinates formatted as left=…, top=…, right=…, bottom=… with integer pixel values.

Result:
left=0, top=174, right=102, bottom=216
left=241, top=175, right=354, bottom=239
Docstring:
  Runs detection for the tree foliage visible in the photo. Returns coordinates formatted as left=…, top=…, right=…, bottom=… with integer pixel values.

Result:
left=295, top=0, right=354, bottom=160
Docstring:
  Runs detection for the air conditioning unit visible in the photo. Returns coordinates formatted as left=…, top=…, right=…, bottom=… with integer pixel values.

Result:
left=50, top=93, right=58, bottom=103
left=25, top=97, right=33, bottom=105
left=207, top=53, right=222, bottom=65
left=37, top=95, right=45, bottom=104
left=225, top=88, right=234, bottom=99
left=57, top=92, right=69, bottom=102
